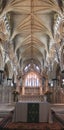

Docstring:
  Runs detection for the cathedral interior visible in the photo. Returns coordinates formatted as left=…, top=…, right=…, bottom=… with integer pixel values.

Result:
left=0, top=0, right=64, bottom=128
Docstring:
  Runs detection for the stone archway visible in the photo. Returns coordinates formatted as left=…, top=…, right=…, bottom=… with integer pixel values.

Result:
left=4, top=63, right=9, bottom=79
left=4, top=61, right=13, bottom=86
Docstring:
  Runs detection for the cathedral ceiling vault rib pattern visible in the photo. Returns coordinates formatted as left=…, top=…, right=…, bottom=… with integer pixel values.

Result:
left=0, top=0, right=63, bottom=69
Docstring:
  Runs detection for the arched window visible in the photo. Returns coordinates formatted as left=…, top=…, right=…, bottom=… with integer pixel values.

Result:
left=25, top=72, right=40, bottom=87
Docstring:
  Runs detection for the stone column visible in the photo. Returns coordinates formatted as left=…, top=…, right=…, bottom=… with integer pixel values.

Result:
left=22, top=77, right=25, bottom=95
left=40, top=86, right=42, bottom=95
left=8, top=87, right=11, bottom=103
left=2, top=86, right=5, bottom=103
left=45, top=77, right=48, bottom=92
left=22, top=86, right=25, bottom=95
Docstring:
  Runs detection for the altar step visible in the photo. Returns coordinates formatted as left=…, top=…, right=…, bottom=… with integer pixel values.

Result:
left=19, top=95, right=44, bottom=102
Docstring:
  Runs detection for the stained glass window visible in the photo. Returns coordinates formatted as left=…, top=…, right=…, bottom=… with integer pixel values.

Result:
left=25, top=72, right=40, bottom=87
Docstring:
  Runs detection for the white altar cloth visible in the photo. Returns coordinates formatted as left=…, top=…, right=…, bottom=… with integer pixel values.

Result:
left=12, top=101, right=52, bottom=123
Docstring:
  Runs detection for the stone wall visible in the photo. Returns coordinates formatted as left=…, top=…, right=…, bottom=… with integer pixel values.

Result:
left=0, top=85, right=14, bottom=103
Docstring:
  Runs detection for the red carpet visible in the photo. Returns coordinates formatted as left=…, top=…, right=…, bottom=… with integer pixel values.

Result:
left=2, top=122, right=64, bottom=130
left=0, top=112, right=64, bottom=130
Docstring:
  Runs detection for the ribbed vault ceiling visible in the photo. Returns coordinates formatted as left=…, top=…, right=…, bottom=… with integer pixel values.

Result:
left=1, top=0, right=63, bottom=69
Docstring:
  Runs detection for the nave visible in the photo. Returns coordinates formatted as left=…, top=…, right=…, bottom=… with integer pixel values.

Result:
left=0, top=0, right=64, bottom=129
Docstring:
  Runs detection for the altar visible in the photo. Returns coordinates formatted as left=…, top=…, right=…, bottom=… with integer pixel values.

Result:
left=12, top=101, right=52, bottom=123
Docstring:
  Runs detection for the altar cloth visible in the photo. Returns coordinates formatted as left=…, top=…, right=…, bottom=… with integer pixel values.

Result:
left=12, top=101, right=52, bottom=123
